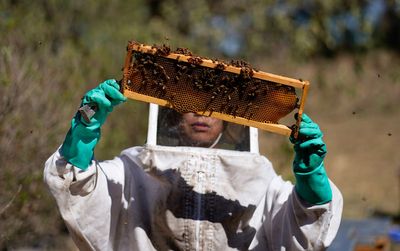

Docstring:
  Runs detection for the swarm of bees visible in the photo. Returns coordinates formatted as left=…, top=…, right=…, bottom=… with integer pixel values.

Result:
left=124, top=44, right=299, bottom=124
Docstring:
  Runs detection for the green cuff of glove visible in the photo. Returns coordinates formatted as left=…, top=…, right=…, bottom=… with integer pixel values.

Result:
left=60, top=116, right=100, bottom=170
left=294, top=162, right=332, bottom=205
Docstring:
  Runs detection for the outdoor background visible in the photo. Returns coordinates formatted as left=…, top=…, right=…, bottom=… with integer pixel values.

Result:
left=1, top=0, right=399, bottom=250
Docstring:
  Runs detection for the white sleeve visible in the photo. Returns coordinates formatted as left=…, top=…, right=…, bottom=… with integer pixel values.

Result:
left=263, top=176, right=343, bottom=251
left=43, top=148, right=126, bottom=251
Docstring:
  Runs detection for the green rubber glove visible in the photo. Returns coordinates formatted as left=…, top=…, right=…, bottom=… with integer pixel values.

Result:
left=60, top=79, right=126, bottom=170
left=290, top=113, right=332, bottom=205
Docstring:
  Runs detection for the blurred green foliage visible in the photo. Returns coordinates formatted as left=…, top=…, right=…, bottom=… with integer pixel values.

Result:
left=0, top=0, right=399, bottom=249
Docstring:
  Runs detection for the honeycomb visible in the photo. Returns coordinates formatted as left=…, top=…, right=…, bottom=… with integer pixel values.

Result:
left=121, top=41, right=308, bottom=136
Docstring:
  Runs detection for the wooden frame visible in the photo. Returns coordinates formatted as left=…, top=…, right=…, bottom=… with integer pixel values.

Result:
left=121, top=41, right=310, bottom=137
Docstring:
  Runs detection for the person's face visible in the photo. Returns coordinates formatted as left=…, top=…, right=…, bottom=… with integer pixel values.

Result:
left=179, top=113, right=224, bottom=147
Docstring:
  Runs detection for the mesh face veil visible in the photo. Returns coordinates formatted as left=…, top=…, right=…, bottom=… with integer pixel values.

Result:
left=156, top=106, right=251, bottom=151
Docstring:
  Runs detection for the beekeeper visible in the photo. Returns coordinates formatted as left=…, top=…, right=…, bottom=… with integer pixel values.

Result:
left=44, top=79, right=343, bottom=251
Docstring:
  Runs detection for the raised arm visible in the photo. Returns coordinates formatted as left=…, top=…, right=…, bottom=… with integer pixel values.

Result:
left=43, top=80, right=127, bottom=250
left=261, top=114, right=343, bottom=250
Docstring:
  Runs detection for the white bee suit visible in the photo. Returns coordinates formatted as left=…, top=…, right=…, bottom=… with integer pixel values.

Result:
left=44, top=105, right=343, bottom=250
left=44, top=144, right=342, bottom=251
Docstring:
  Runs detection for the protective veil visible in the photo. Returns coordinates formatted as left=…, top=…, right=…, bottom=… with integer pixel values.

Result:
left=44, top=105, right=342, bottom=251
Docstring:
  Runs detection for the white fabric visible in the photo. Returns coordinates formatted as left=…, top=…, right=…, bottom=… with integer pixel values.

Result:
left=44, top=144, right=343, bottom=251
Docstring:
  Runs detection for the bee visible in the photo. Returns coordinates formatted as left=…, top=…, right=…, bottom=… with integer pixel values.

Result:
left=215, top=63, right=226, bottom=71
left=188, top=56, right=203, bottom=65
left=241, top=102, right=253, bottom=118
left=208, top=108, right=214, bottom=116
left=220, top=100, right=228, bottom=110
left=203, top=92, right=218, bottom=111
left=231, top=105, right=239, bottom=118
left=167, top=93, right=176, bottom=106
left=225, top=105, right=233, bottom=114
